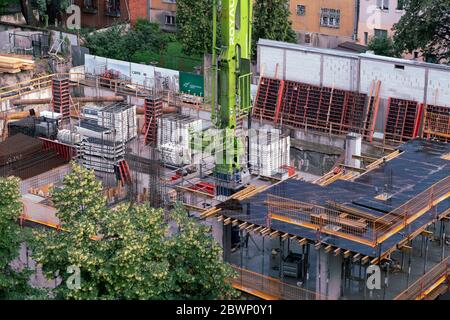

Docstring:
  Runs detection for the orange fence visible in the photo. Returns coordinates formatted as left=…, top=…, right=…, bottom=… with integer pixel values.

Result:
left=231, top=265, right=326, bottom=300
left=267, top=175, right=450, bottom=247
left=394, top=257, right=450, bottom=300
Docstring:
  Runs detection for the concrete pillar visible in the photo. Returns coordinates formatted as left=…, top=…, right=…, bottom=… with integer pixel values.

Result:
left=345, top=133, right=362, bottom=168
left=316, top=249, right=343, bottom=299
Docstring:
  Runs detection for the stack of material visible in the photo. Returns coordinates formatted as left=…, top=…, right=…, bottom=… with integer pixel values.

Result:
left=249, top=129, right=290, bottom=177
left=0, top=133, right=68, bottom=180
left=0, top=133, right=43, bottom=166
left=157, top=114, right=202, bottom=166
left=75, top=119, right=117, bottom=142
left=0, top=55, right=35, bottom=74
left=98, top=102, right=137, bottom=142
left=82, top=137, right=125, bottom=173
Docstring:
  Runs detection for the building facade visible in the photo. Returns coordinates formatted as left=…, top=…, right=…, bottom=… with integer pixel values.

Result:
left=129, top=0, right=177, bottom=32
left=288, top=0, right=359, bottom=48
left=63, top=0, right=129, bottom=29
left=357, top=0, right=405, bottom=45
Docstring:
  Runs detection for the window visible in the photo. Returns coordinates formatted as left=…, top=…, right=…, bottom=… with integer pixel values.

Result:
left=83, top=0, right=97, bottom=12
left=105, top=0, right=120, bottom=17
left=304, top=33, right=311, bottom=44
left=396, top=0, right=404, bottom=10
left=296, top=5, right=305, bottom=16
left=165, top=15, right=176, bottom=26
left=374, top=28, right=388, bottom=38
left=364, top=32, right=368, bottom=45
left=320, top=8, right=340, bottom=28
left=376, top=0, right=389, bottom=10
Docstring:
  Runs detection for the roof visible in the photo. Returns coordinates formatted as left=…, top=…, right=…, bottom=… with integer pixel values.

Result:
left=335, top=41, right=368, bottom=53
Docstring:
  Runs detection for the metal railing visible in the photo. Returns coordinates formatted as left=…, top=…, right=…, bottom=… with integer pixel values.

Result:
left=267, top=175, right=450, bottom=247
left=394, top=257, right=450, bottom=300
left=231, top=265, right=326, bottom=300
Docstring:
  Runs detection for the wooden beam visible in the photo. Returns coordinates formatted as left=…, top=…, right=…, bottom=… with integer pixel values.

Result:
left=269, top=230, right=280, bottom=238
left=239, top=222, right=248, bottom=230
left=298, top=238, right=307, bottom=246
left=400, top=245, right=413, bottom=253
left=223, top=217, right=231, bottom=225
left=362, top=256, right=370, bottom=264
left=252, top=226, right=263, bottom=233
left=334, top=248, right=341, bottom=256
left=217, top=215, right=224, bottom=222
left=315, top=242, right=322, bottom=250
left=325, top=245, right=333, bottom=253
left=245, top=224, right=255, bottom=231
left=281, top=233, right=290, bottom=241
left=353, top=253, right=361, bottom=262
left=344, top=250, right=352, bottom=258
left=232, top=219, right=239, bottom=226
left=422, top=230, right=433, bottom=238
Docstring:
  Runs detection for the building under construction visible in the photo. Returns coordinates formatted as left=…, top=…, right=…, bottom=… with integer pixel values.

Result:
left=0, top=37, right=449, bottom=300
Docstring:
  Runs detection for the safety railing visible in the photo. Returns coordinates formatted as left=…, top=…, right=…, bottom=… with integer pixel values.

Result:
left=231, top=265, right=326, bottom=300
left=394, top=257, right=450, bottom=300
left=267, top=175, right=450, bottom=247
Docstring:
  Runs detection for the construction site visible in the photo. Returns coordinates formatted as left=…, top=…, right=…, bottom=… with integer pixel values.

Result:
left=0, top=1, right=449, bottom=302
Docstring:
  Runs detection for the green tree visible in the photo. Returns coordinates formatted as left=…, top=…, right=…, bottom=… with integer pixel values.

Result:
left=252, top=0, right=297, bottom=58
left=84, top=20, right=172, bottom=62
left=0, top=0, right=16, bottom=14
left=176, top=0, right=216, bottom=56
left=0, top=177, right=40, bottom=299
left=368, top=36, right=398, bottom=57
left=393, top=0, right=450, bottom=64
left=32, top=163, right=237, bottom=299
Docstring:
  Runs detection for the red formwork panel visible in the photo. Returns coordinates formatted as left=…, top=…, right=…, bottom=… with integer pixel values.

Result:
left=52, top=77, right=70, bottom=121
left=422, top=104, right=450, bottom=142
left=384, top=98, right=422, bottom=144
left=39, top=137, right=77, bottom=161
left=277, top=80, right=369, bottom=136
left=254, top=76, right=375, bottom=138
left=253, top=77, right=283, bottom=121
left=144, top=96, right=163, bottom=146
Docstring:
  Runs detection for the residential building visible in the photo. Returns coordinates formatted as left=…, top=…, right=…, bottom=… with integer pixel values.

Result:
left=129, top=0, right=177, bottom=32
left=358, top=0, right=406, bottom=45
left=62, top=0, right=129, bottom=29
left=288, top=0, right=359, bottom=48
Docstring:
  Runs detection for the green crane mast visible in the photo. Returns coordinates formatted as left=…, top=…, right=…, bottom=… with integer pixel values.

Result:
left=211, top=0, right=253, bottom=196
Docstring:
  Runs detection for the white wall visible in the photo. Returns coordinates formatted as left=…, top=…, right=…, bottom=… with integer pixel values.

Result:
left=258, top=39, right=450, bottom=107
left=359, top=58, right=426, bottom=101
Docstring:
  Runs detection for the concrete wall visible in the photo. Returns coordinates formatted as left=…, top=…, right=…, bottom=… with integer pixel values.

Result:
left=258, top=39, right=450, bottom=107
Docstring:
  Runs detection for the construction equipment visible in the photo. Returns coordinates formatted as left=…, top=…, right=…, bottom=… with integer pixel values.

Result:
left=211, top=0, right=253, bottom=195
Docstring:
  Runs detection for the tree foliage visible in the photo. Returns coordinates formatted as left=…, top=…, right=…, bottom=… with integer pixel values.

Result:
left=0, top=177, right=39, bottom=299
left=32, top=163, right=237, bottom=300
left=84, top=20, right=173, bottom=62
left=368, top=36, right=398, bottom=57
left=252, top=0, right=297, bottom=58
left=393, top=0, right=450, bottom=64
left=0, top=0, right=16, bottom=14
left=176, top=0, right=216, bottom=56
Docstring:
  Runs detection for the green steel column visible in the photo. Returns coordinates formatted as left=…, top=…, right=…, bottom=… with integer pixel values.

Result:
left=215, top=0, right=252, bottom=175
